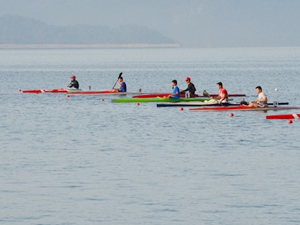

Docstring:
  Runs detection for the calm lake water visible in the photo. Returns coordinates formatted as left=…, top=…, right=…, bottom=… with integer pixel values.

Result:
left=1, top=48, right=300, bottom=225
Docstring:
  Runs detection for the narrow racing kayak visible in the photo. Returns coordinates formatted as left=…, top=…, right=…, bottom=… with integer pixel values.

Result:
left=132, top=93, right=246, bottom=98
left=20, top=88, right=68, bottom=93
left=189, top=105, right=300, bottom=112
left=157, top=101, right=289, bottom=108
left=112, top=97, right=214, bottom=103
left=66, top=90, right=144, bottom=95
left=266, top=113, right=300, bottom=119
left=20, top=88, right=143, bottom=96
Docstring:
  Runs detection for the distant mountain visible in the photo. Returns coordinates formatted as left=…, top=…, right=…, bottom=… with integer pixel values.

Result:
left=0, top=15, right=178, bottom=46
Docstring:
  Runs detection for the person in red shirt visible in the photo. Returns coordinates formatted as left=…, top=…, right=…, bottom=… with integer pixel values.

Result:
left=215, top=82, right=228, bottom=103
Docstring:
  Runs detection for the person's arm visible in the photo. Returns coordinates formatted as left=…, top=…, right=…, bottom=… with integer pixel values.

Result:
left=218, top=95, right=225, bottom=103
left=170, top=87, right=179, bottom=98
left=218, top=90, right=226, bottom=103
left=257, top=95, right=267, bottom=103
left=171, top=90, right=178, bottom=96
left=119, top=83, right=126, bottom=92
left=181, top=87, right=188, bottom=93
left=67, top=81, right=74, bottom=88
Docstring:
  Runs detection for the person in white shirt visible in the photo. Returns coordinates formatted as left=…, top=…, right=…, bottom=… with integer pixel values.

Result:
left=248, top=86, right=268, bottom=107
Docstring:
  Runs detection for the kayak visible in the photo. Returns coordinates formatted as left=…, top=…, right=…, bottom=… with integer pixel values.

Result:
left=20, top=88, right=68, bottom=93
left=189, top=105, right=300, bottom=112
left=132, top=93, right=246, bottom=98
left=112, top=97, right=214, bottom=103
left=157, top=101, right=289, bottom=108
left=20, top=88, right=143, bottom=96
left=266, top=113, right=300, bottom=120
left=66, top=90, right=144, bottom=95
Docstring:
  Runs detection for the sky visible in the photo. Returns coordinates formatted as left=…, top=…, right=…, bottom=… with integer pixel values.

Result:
left=1, top=0, right=300, bottom=47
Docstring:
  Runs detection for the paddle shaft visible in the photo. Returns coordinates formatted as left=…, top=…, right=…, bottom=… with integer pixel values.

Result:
left=112, top=72, right=123, bottom=89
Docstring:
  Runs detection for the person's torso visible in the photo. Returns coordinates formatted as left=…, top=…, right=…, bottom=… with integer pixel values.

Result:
left=188, top=83, right=196, bottom=94
left=69, top=80, right=79, bottom=89
left=258, top=92, right=267, bottom=103
left=119, top=82, right=127, bottom=92
left=172, top=86, right=180, bottom=98
left=218, top=88, right=228, bottom=99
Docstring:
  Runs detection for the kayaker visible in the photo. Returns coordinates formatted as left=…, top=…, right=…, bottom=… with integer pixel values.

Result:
left=113, top=76, right=127, bottom=92
left=168, top=80, right=180, bottom=99
left=181, top=77, right=196, bottom=97
left=214, top=82, right=228, bottom=103
left=248, top=86, right=268, bottom=107
left=67, top=75, right=79, bottom=89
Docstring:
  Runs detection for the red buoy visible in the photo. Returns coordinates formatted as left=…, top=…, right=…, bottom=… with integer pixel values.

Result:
left=287, top=120, right=293, bottom=124
left=136, top=103, right=140, bottom=106
left=229, top=113, right=234, bottom=117
left=179, top=107, right=184, bottom=111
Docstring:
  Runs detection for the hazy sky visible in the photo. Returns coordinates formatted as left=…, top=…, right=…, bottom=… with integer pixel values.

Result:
left=1, top=0, right=300, bottom=47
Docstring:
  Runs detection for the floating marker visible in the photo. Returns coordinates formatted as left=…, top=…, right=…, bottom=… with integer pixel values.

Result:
left=287, top=120, right=293, bottom=124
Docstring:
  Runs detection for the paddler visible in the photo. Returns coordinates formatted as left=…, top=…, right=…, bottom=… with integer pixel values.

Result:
left=181, top=76, right=196, bottom=97
left=214, top=82, right=228, bottom=104
left=168, top=80, right=180, bottom=99
left=248, top=86, right=268, bottom=107
left=68, top=75, right=79, bottom=89
left=113, top=76, right=127, bottom=92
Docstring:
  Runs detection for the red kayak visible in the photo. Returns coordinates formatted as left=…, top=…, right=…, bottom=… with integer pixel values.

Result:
left=132, top=93, right=246, bottom=98
left=66, top=90, right=144, bottom=95
left=190, top=105, right=300, bottom=112
left=20, top=88, right=67, bottom=93
left=66, top=90, right=113, bottom=95
left=266, top=113, right=300, bottom=120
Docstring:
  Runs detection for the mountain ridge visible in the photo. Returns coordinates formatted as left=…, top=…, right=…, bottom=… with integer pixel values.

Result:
left=0, top=15, right=179, bottom=48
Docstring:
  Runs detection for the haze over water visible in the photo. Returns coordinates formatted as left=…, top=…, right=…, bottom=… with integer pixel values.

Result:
left=1, top=47, right=300, bottom=224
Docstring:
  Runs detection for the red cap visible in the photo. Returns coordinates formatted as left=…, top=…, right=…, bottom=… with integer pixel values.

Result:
left=71, top=75, right=76, bottom=79
left=185, top=77, right=190, bottom=81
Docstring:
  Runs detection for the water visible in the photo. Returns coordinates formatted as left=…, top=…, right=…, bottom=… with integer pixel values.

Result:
left=1, top=48, right=300, bottom=225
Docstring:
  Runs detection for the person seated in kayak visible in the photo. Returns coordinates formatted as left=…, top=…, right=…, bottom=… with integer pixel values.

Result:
left=168, top=80, right=180, bottom=99
left=248, top=86, right=268, bottom=107
left=113, top=77, right=127, bottom=92
left=213, top=82, right=228, bottom=104
left=67, top=75, right=79, bottom=89
left=180, top=76, right=196, bottom=97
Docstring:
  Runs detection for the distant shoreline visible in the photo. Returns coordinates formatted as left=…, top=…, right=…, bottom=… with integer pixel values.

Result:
left=0, top=44, right=181, bottom=49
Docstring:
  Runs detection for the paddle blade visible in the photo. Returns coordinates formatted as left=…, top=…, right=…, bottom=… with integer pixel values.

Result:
left=203, top=90, right=210, bottom=97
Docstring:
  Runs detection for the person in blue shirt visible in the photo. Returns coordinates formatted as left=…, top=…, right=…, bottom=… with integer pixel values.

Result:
left=114, top=77, right=127, bottom=92
left=168, top=80, right=180, bottom=99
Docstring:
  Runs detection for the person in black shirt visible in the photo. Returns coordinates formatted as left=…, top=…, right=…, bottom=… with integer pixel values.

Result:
left=68, top=75, right=79, bottom=89
left=181, top=77, right=196, bottom=97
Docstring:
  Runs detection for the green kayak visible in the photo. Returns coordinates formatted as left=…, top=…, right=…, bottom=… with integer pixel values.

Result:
left=112, top=97, right=215, bottom=103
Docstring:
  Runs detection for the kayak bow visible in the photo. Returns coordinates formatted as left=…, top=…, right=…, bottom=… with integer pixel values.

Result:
left=266, top=113, right=300, bottom=119
left=20, top=88, right=67, bottom=93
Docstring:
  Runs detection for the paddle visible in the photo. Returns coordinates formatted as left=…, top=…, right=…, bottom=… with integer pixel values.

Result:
left=112, top=72, right=123, bottom=89
left=240, top=98, right=249, bottom=105
left=203, top=90, right=210, bottom=97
